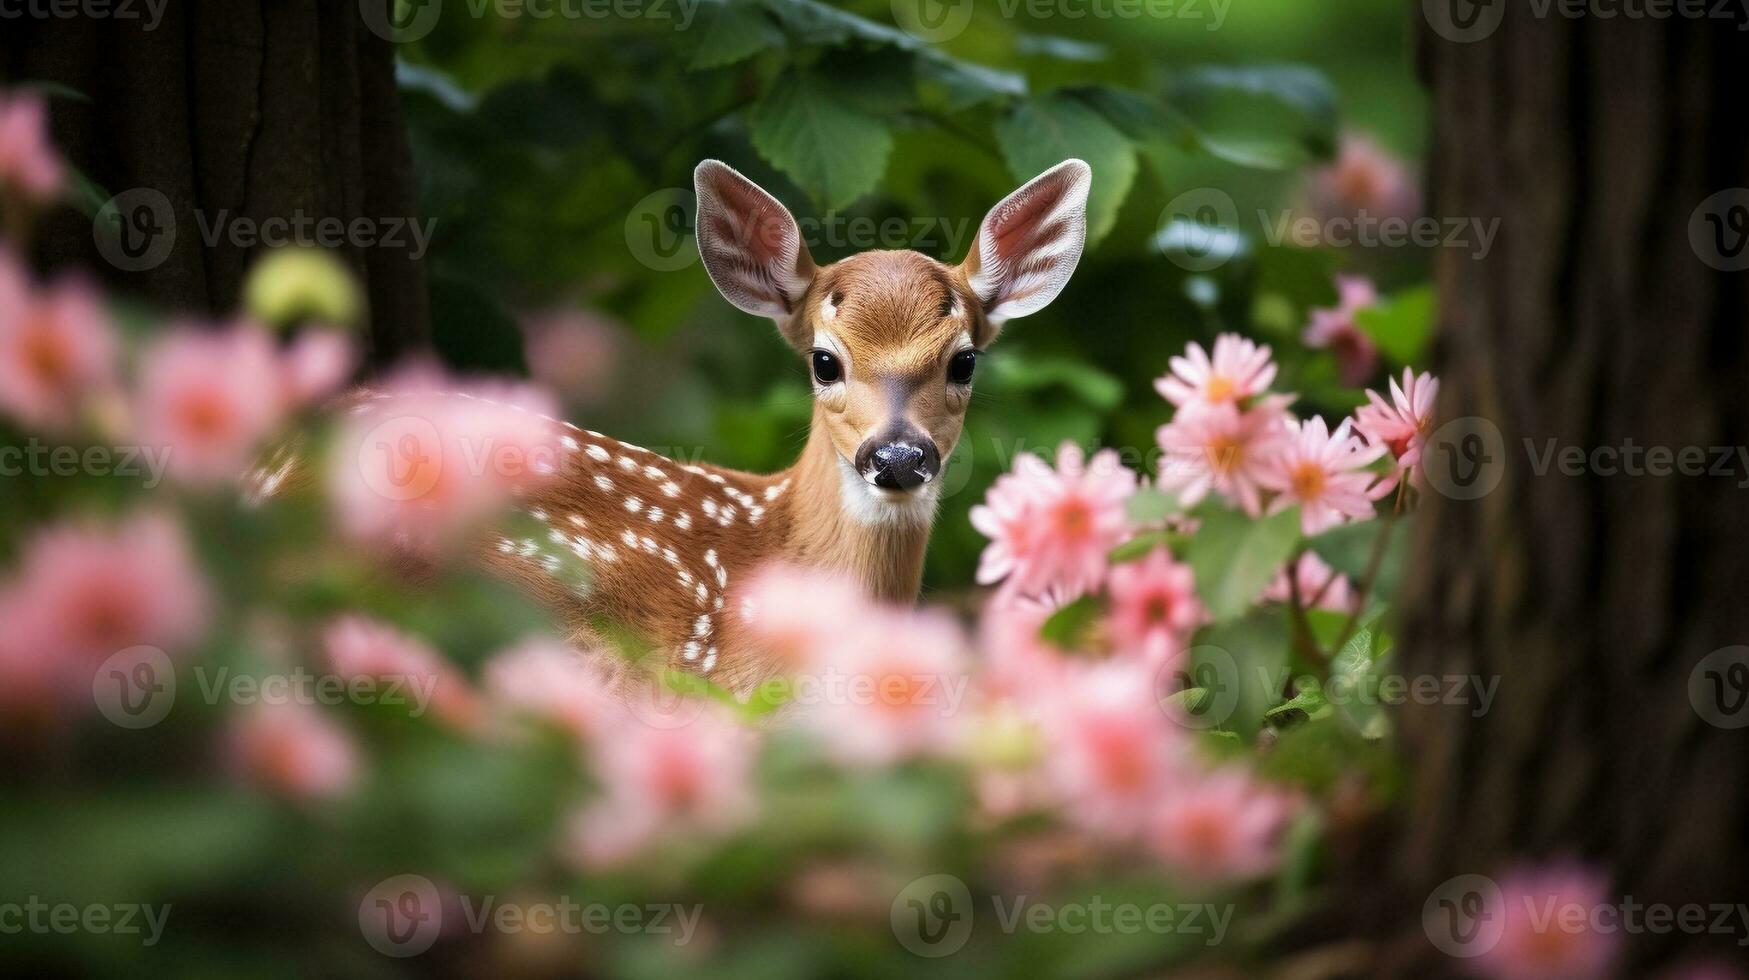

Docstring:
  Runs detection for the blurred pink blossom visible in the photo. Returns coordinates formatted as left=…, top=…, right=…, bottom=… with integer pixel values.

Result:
left=0, top=92, right=63, bottom=202
left=0, top=588, right=68, bottom=729
left=483, top=639, right=617, bottom=742
left=738, top=562, right=868, bottom=675
left=522, top=309, right=625, bottom=405
left=1104, top=548, right=1204, bottom=667
left=1264, top=552, right=1357, bottom=614
left=971, top=442, right=1136, bottom=602
left=1156, top=334, right=1279, bottom=411
left=280, top=329, right=357, bottom=409
left=567, top=706, right=756, bottom=868
left=230, top=700, right=360, bottom=800
left=4, top=512, right=209, bottom=666
left=793, top=607, right=971, bottom=767
left=1155, top=396, right=1294, bottom=516
left=328, top=366, right=564, bottom=551
left=1038, top=659, right=1186, bottom=836
left=1303, top=276, right=1380, bottom=387
left=323, top=615, right=480, bottom=729
left=137, top=323, right=287, bottom=484
left=1467, top=862, right=1620, bottom=980
left=1355, top=368, right=1440, bottom=492
left=0, top=258, right=116, bottom=431
left=1258, top=416, right=1387, bottom=535
left=1144, top=768, right=1297, bottom=881
left=1302, top=132, right=1420, bottom=224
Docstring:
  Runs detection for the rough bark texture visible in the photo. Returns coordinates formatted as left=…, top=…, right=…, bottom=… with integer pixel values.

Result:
left=1365, top=5, right=1749, bottom=975
left=0, top=0, right=429, bottom=365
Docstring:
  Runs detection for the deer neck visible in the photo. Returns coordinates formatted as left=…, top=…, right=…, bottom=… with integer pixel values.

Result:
left=776, top=415, right=936, bottom=603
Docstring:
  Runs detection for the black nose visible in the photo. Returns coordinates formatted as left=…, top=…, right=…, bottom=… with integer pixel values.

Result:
left=859, top=438, right=940, bottom=491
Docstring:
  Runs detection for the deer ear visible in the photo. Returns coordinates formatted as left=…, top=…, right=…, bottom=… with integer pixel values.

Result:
left=694, top=160, right=817, bottom=330
left=961, top=159, right=1091, bottom=329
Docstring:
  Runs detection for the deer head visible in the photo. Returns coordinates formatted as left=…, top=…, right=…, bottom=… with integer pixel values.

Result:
left=693, top=158, right=1093, bottom=524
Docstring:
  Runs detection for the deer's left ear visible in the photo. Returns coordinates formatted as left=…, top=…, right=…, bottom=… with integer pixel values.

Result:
left=960, top=159, right=1091, bottom=336
left=694, top=160, right=817, bottom=343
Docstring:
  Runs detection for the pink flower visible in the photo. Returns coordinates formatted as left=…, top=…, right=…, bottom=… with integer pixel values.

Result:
left=137, top=323, right=287, bottom=484
left=0, top=262, right=116, bottom=431
left=0, top=588, right=68, bottom=730
left=1467, top=862, right=1620, bottom=980
left=1144, top=769, right=1297, bottom=881
left=1155, top=334, right=1278, bottom=410
left=1263, top=552, right=1357, bottom=613
left=280, top=329, right=356, bottom=409
left=229, top=700, right=360, bottom=800
left=793, top=607, right=971, bottom=767
left=1104, top=548, right=1204, bottom=667
left=522, top=309, right=625, bottom=406
left=1301, top=132, right=1420, bottom=224
left=1354, top=368, right=1440, bottom=491
left=1258, top=416, right=1386, bottom=535
left=977, top=591, right=1072, bottom=699
left=5, top=512, right=209, bottom=665
left=738, top=562, right=869, bottom=675
left=971, top=442, right=1136, bottom=601
left=328, top=366, right=564, bottom=551
left=1038, top=659, right=1186, bottom=836
left=483, top=640, right=616, bottom=742
left=0, top=93, right=63, bottom=202
left=1155, top=396, right=1294, bottom=516
left=566, top=705, right=756, bottom=867
left=323, top=616, right=480, bottom=729
left=1303, top=276, right=1380, bottom=387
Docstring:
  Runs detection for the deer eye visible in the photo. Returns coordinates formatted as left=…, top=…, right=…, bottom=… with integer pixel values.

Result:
left=948, top=349, right=977, bottom=385
left=810, top=349, right=843, bottom=385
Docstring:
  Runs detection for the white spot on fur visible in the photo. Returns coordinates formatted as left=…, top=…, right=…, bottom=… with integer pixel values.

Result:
left=586, top=444, right=610, bottom=462
left=625, top=496, right=642, bottom=513
left=594, top=474, right=614, bottom=492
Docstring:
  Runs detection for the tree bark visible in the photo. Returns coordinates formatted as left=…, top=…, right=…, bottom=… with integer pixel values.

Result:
left=1363, top=4, right=1749, bottom=975
left=0, top=0, right=429, bottom=366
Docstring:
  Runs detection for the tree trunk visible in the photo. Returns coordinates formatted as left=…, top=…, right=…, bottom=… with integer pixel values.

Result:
left=0, top=0, right=429, bottom=366
left=1364, top=5, right=1749, bottom=975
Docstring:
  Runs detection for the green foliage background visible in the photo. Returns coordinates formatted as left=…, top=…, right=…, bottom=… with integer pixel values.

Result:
left=394, top=0, right=1429, bottom=593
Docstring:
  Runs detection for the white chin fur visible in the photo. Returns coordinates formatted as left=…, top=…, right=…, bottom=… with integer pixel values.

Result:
left=836, top=455, right=939, bottom=527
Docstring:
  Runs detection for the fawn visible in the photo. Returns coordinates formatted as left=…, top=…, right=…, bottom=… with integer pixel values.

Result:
left=352, top=159, right=1091, bottom=692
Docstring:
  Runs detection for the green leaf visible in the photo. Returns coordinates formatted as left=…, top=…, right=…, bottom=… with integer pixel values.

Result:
left=1327, top=617, right=1392, bottom=737
left=690, top=0, right=786, bottom=70
left=985, top=350, right=1124, bottom=409
left=1111, top=529, right=1177, bottom=563
left=748, top=73, right=894, bottom=210
left=1038, top=593, right=1101, bottom=650
left=1354, top=285, right=1435, bottom=364
left=1307, top=518, right=1406, bottom=604
left=1265, top=677, right=1329, bottom=722
left=1192, top=608, right=1290, bottom=738
left=1124, top=487, right=1179, bottom=525
left=1183, top=506, right=1302, bottom=622
left=915, top=51, right=1026, bottom=112
left=994, top=93, right=1137, bottom=244
left=1168, top=64, right=1338, bottom=170
left=760, top=0, right=918, bottom=48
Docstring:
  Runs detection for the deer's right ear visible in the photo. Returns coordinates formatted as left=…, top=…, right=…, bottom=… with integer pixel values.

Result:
left=694, top=160, right=817, bottom=338
left=961, top=159, right=1091, bottom=333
